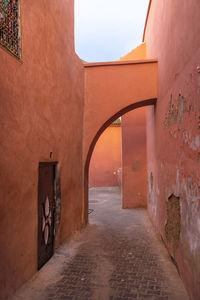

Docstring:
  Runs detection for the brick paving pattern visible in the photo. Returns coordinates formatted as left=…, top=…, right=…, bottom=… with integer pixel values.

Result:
left=13, top=187, right=189, bottom=300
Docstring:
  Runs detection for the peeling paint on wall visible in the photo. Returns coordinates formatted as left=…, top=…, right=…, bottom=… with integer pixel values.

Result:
left=145, top=1, right=200, bottom=297
left=148, top=171, right=157, bottom=216
left=174, top=170, right=200, bottom=273
left=182, top=130, right=191, bottom=144
left=197, top=152, right=200, bottom=163
left=164, top=94, right=186, bottom=127
left=198, top=115, right=200, bottom=129
left=182, top=131, right=200, bottom=151
left=189, top=135, right=200, bottom=151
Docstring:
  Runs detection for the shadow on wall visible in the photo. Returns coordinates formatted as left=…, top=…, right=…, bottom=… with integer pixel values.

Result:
left=89, top=123, right=122, bottom=188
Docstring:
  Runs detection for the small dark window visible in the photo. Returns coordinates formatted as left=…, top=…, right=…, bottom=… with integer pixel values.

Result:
left=0, top=0, right=21, bottom=58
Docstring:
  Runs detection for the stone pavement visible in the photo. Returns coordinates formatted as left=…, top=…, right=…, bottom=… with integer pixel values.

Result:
left=12, top=187, right=189, bottom=300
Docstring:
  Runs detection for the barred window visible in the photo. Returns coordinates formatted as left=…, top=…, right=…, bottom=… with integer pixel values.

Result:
left=0, top=0, right=21, bottom=58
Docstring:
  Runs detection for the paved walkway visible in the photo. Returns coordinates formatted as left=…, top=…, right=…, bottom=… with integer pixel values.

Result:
left=13, top=187, right=189, bottom=300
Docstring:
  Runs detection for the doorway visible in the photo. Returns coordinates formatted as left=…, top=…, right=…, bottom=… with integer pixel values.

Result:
left=38, top=162, right=56, bottom=269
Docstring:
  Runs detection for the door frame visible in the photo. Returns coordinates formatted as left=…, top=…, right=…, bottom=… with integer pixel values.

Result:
left=37, top=161, right=58, bottom=269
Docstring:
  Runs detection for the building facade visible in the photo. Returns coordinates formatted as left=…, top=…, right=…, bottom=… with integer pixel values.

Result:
left=144, top=1, right=200, bottom=299
left=0, top=1, right=84, bottom=298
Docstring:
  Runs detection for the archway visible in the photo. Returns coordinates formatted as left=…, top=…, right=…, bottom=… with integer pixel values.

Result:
left=83, top=98, right=157, bottom=224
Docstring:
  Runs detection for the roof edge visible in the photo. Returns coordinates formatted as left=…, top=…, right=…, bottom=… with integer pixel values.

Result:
left=142, top=0, right=152, bottom=42
left=84, top=59, right=157, bottom=68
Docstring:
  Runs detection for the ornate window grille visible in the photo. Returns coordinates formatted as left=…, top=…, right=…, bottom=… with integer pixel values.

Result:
left=0, top=0, right=21, bottom=58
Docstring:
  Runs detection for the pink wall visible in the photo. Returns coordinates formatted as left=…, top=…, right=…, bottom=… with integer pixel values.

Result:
left=122, top=108, right=147, bottom=208
left=144, top=1, right=200, bottom=299
left=0, top=1, right=84, bottom=298
left=83, top=60, right=157, bottom=222
left=89, top=125, right=122, bottom=187
left=83, top=60, right=157, bottom=165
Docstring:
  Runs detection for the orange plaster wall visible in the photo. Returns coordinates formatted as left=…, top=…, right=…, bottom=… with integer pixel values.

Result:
left=122, top=108, right=147, bottom=208
left=119, top=43, right=146, bottom=61
left=83, top=60, right=157, bottom=165
left=83, top=57, right=157, bottom=224
left=144, top=1, right=200, bottom=299
left=119, top=42, right=147, bottom=208
left=89, top=125, right=122, bottom=187
left=0, top=1, right=84, bottom=299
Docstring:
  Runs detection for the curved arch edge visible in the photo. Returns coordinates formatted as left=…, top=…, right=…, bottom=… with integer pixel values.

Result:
left=83, top=98, right=157, bottom=223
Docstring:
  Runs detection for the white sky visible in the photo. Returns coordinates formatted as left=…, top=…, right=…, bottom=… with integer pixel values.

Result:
left=75, top=0, right=149, bottom=62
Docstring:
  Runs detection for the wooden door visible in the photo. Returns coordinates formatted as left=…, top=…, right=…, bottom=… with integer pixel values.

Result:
left=38, top=162, right=56, bottom=269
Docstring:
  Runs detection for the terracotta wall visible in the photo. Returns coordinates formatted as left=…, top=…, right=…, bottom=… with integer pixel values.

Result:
left=121, top=108, right=147, bottom=208
left=119, top=42, right=147, bottom=209
left=144, top=1, right=200, bottom=299
left=0, top=1, right=84, bottom=299
left=83, top=60, right=157, bottom=165
left=83, top=60, right=157, bottom=222
left=89, top=125, right=122, bottom=187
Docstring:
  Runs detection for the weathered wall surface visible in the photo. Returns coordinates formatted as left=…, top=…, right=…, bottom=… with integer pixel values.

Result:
left=0, top=0, right=84, bottom=299
left=89, top=125, right=122, bottom=187
left=144, top=1, right=200, bottom=299
left=122, top=108, right=147, bottom=208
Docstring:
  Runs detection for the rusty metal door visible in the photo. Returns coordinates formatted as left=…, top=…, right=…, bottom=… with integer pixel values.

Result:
left=38, top=162, right=56, bottom=269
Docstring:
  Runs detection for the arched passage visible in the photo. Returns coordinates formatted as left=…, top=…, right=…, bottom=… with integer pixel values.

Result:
left=83, top=98, right=157, bottom=224
left=83, top=59, right=157, bottom=163
left=82, top=58, right=158, bottom=224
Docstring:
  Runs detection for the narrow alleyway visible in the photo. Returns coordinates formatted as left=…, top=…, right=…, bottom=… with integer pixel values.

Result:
left=13, top=187, right=189, bottom=300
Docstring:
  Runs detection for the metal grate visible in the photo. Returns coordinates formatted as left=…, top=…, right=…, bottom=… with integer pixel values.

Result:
left=0, top=0, right=21, bottom=58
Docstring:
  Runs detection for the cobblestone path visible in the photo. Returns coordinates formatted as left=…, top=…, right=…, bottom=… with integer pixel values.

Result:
left=13, top=187, right=189, bottom=300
